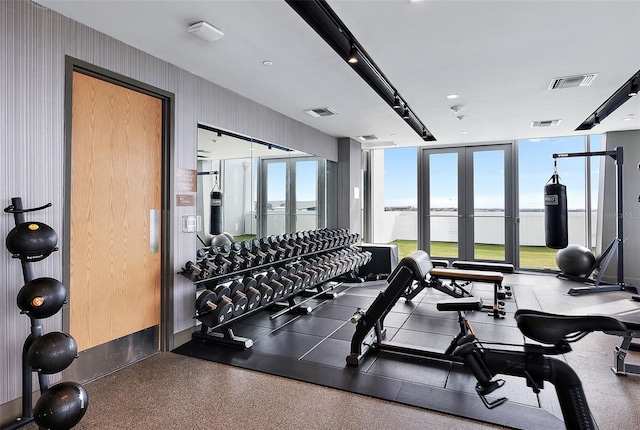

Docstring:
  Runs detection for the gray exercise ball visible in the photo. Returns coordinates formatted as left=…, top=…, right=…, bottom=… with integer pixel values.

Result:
left=556, top=244, right=595, bottom=276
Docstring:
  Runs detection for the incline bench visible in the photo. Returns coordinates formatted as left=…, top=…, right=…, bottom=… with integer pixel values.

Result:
left=403, top=262, right=512, bottom=319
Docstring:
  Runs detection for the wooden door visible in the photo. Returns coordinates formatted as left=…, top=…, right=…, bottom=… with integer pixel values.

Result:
left=70, top=71, right=162, bottom=352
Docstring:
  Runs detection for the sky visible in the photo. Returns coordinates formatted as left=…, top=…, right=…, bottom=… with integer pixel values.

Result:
left=384, top=135, right=602, bottom=210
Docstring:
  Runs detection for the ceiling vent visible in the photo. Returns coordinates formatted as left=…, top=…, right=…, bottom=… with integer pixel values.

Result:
left=304, top=107, right=338, bottom=117
left=531, top=119, right=562, bottom=128
left=357, top=134, right=379, bottom=141
left=548, top=74, right=597, bottom=90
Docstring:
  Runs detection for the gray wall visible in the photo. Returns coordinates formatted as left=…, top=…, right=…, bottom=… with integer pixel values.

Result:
left=1, top=0, right=337, bottom=407
left=337, top=138, right=363, bottom=234
left=599, top=130, right=640, bottom=285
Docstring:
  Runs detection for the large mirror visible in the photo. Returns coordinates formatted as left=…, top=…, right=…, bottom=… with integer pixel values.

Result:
left=196, top=124, right=336, bottom=248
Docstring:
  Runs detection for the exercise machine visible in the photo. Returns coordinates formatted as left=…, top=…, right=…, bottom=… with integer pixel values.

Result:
left=552, top=147, right=636, bottom=295
left=347, top=250, right=486, bottom=366
left=453, top=309, right=630, bottom=429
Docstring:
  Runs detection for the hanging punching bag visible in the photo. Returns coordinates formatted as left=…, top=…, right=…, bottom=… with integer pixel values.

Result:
left=209, top=189, right=223, bottom=235
left=544, top=172, right=568, bottom=249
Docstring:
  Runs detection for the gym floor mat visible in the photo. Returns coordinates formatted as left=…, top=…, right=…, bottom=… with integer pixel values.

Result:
left=173, top=281, right=565, bottom=429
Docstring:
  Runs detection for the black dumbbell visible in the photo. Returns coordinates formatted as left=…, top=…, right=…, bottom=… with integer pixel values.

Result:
left=288, top=273, right=303, bottom=293
left=185, top=261, right=207, bottom=279
left=279, top=277, right=294, bottom=296
left=244, top=287, right=262, bottom=311
left=257, top=283, right=273, bottom=306
left=230, top=292, right=248, bottom=316
left=268, top=280, right=285, bottom=301
left=212, top=296, right=234, bottom=324
left=228, top=280, right=245, bottom=296
left=242, top=276, right=257, bottom=292
left=202, top=258, right=228, bottom=276
left=195, top=290, right=217, bottom=314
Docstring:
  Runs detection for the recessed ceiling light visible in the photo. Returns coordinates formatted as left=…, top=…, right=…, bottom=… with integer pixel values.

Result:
left=446, top=94, right=459, bottom=100
left=461, top=131, right=469, bottom=134
left=623, top=117, right=632, bottom=121
left=263, top=60, right=273, bottom=66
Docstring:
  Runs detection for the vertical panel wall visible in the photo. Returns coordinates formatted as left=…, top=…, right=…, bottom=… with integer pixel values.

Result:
left=337, top=138, right=363, bottom=235
left=0, top=0, right=338, bottom=408
left=600, top=130, right=640, bottom=285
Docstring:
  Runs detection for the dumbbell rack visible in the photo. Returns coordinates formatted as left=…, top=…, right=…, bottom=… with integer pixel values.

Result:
left=180, top=229, right=371, bottom=349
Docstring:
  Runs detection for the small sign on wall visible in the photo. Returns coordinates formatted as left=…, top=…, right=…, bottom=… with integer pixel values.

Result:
left=176, top=168, right=197, bottom=192
left=176, top=194, right=195, bottom=207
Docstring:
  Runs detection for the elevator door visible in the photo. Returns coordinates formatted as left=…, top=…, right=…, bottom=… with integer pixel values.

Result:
left=69, top=71, right=162, bottom=356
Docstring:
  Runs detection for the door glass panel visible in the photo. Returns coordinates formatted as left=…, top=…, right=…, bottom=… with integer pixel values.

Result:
left=429, top=152, right=458, bottom=258
left=473, top=150, right=505, bottom=260
left=266, top=162, right=287, bottom=236
left=295, top=160, right=318, bottom=231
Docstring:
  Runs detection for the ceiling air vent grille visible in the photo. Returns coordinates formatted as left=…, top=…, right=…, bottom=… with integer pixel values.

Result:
left=548, top=74, right=597, bottom=90
left=304, top=107, right=338, bottom=117
left=531, top=119, right=562, bottom=128
left=357, top=135, right=379, bottom=141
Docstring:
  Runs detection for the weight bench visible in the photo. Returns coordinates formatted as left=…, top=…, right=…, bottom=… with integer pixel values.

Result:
left=604, top=315, right=640, bottom=376
left=451, top=260, right=514, bottom=274
left=403, top=266, right=511, bottom=319
left=347, top=250, right=484, bottom=366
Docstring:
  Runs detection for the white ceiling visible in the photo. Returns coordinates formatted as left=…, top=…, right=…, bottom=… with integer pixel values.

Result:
left=37, top=0, right=640, bottom=149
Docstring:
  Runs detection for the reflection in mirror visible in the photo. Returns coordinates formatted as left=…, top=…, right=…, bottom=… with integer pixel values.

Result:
left=196, top=125, right=334, bottom=249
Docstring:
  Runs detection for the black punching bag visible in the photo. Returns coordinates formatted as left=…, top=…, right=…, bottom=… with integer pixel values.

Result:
left=209, top=190, right=223, bottom=235
left=544, top=173, right=568, bottom=249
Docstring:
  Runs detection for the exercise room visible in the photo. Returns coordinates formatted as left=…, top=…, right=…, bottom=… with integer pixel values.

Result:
left=1, top=1, right=639, bottom=429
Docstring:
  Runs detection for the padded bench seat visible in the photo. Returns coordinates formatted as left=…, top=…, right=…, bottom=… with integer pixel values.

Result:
left=428, top=268, right=509, bottom=319
left=451, top=260, right=514, bottom=273
left=430, top=268, right=503, bottom=283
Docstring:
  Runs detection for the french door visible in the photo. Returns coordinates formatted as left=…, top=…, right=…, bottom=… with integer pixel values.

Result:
left=259, top=157, right=325, bottom=236
left=419, top=144, right=515, bottom=263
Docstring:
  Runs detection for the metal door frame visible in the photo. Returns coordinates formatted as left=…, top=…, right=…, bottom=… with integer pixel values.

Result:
left=419, top=143, right=515, bottom=263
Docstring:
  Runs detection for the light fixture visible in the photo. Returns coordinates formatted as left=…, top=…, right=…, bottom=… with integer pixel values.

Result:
left=629, top=79, right=638, bottom=97
left=263, top=60, right=273, bottom=66
left=187, top=21, right=224, bottom=42
left=456, top=115, right=465, bottom=121
left=576, top=69, right=640, bottom=130
left=403, top=108, right=411, bottom=119
left=347, top=44, right=358, bottom=64
left=450, top=105, right=463, bottom=113
left=446, top=94, right=459, bottom=100
left=286, top=0, right=434, bottom=141
left=393, top=95, right=402, bottom=110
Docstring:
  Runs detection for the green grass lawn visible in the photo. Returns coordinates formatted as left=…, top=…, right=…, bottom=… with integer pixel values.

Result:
left=388, top=240, right=558, bottom=269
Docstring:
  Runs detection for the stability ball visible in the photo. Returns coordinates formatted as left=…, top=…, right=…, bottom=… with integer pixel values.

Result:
left=17, top=277, right=66, bottom=319
left=556, top=244, right=595, bottom=276
left=6, top=222, right=58, bottom=262
left=33, top=382, right=89, bottom=430
left=211, top=233, right=232, bottom=249
left=27, top=332, right=78, bottom=374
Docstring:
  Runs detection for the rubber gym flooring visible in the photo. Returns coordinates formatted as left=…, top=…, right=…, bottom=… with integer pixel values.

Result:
left=173, top=280, right=565, bottom=429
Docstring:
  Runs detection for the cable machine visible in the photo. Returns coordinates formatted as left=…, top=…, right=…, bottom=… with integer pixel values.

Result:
left=552, top=146, right=635, bottom=295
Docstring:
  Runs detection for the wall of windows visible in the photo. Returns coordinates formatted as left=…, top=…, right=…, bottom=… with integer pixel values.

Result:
left=367, top=134, right=603, bottom=267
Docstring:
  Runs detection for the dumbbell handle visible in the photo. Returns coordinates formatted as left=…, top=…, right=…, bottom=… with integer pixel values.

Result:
left=350, top=308, right=366, bottom=324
